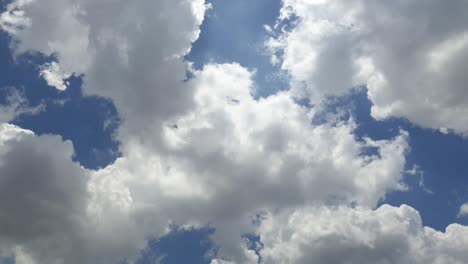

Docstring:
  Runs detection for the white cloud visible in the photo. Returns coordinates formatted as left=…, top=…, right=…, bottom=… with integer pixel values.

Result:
left=268, top=0, right=468, bottom=135
left=1, top=1, right=467, bottom=263
left=458, top=203, right=468, bottom=218
left=0, top=0, right=210, bottom=144
left=0, top=0, right=213, bottom=261
left=39, top=62, right=70, bottom=91
left=87, top=63, right=409, bottom=262
left=0, top=63, right=410, bottom=263
left=258, top=205, right=468, bottom=264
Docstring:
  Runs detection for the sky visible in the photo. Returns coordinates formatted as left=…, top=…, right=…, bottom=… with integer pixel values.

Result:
left=0, top=0, right=468, bottom=263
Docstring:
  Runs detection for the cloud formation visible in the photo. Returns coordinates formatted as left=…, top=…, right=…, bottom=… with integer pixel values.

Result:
left=1, top=0, right=209, bottom=143
left=86, top=63, right=409, bottom=262
left=268, top=0, right=468, bottom=135
left=257, top=205, right=468, bottom=264
left=0, top=0, right=467, bottom=263
left=0, top=61, right=410, bottom=263
left=0, top=124, right=89, bottom=264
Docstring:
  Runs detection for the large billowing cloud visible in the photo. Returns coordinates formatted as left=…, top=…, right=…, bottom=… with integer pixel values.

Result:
left=86, top=63, right=409, bottom=262
left=267, top=0, right=468, bottom=135
left=1, top=0, right=209, bottom=144
left=0, top=124, right=89, bottom=264
left=256, top=205, right=468, bottom=264
left=0, top=61, right=410, bottom=263
left=0, top=0, right=467, bottom=263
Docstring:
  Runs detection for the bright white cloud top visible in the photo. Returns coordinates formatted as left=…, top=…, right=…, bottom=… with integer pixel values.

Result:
left=0, top=0, right=467, bottom=263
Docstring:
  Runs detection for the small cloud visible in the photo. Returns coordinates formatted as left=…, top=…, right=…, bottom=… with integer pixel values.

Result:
left=406, top=165, right=433, bottom=194
left=39, top=62, right=71, bottom=91
left=458, top=203, right=468, bottom=218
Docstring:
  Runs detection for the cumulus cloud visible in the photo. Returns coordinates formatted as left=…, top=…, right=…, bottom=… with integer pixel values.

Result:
left=0, top=0, right=210, bottom=144
left=0, top=62, right=410, bottom=263
left=0, top=124, right=89, bottom=264
left=86, top=63, right=409, bottom=262
left=257, top=204, right=468, bottom=264
left=1, top=0, right=467, bottom=264
left=268, top=0, right=468, bottom=134
left=0, top=0, right=213, bottom=261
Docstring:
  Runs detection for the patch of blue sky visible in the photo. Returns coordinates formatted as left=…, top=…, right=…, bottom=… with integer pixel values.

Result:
left=0, top=31, right=121, bottom=170
left=127, top=228, right=217, bottom=264
left=186, top=0, right=289, bottom=98
left=0, top=257, right=13, bottom=264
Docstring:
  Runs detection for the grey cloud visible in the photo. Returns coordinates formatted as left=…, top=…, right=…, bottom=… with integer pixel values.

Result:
left=0, top=124, right=89, bottom=264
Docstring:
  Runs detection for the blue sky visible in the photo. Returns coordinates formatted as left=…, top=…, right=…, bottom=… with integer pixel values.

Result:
left=1, top=0, right=468, bottom=263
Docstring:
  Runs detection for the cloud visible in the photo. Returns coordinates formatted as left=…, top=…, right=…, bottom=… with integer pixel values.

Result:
left=268, top=0, right=468, bottom=135
left=0, top=0, right=210, bottom=145
left=258, top=205, right=468, bottom=264
left=458, top=203, right=468, bottom=218
left=39, top=62, right=70, bottom=91
left=87, top=63, right=409, bottom=262
left=2, top=1, right=467, bottom=263
left=0, top=124, right=89, bottom=264
left=0, top=62, right=409, bottom=263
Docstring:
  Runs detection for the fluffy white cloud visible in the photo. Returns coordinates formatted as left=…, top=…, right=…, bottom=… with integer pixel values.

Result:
left=39, top=62, right=70, bottom=91
left=0, top=63, right=410, bottom=263
left=0, top=0, right=213, bottom=261
left=258, top=205, right=468, bottom=264
left=268, top=0, right=468, bottom=135
left=86, top=63, right=409, bottom=262
left=2, top=1, right=466, bottom=264
left=1, top=0, right=210, bottom=143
